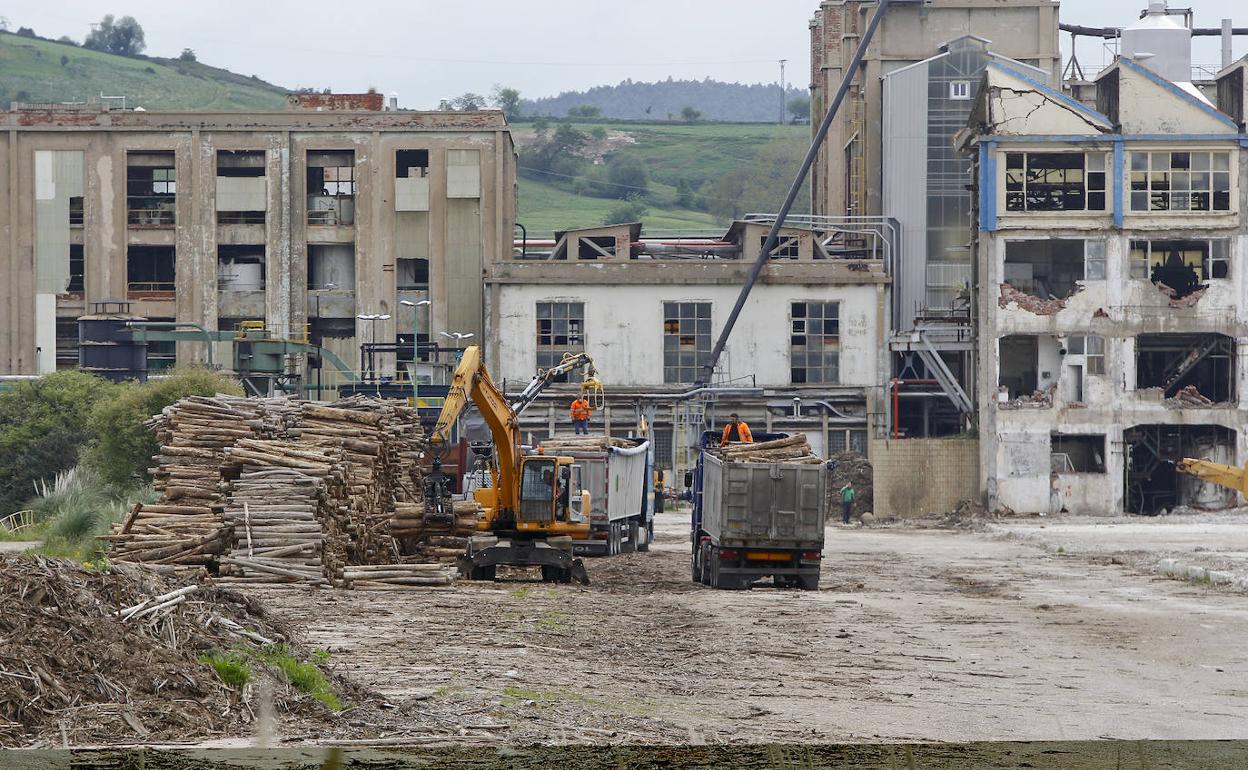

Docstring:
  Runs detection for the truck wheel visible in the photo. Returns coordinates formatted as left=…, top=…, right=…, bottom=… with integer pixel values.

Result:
left=691, top=551, right=701, bottom=583
left=798, top=573, right=820, bottom=591
left=698, top=543, right=712, bottom=585
left=626, top=521, right=640, bottom=553
left=637, top=521, right=652, bottom=552
left=609, top=523, right=619, bottom=556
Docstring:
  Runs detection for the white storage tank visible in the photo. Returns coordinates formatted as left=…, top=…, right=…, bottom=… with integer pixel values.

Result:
left=1122, top=1, right=1192, bottom=85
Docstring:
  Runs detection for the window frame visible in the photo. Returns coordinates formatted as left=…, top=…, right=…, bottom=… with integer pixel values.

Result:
left=1128, top=238, right=1232, bottom=282
left=789, top=301, right=841, bottom=385
left=1004, top=151, right=1107, bottom=213
left=536, top=301, right=586, bottom=382
left=662, top=301, right=712, bottom=384
left=1128, top=150, right=1232, bottom=213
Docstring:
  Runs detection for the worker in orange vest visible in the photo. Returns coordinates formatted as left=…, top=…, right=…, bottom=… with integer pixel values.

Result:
left=570, top=396, right=592, bottom=435
left=720, top=413, right=753, bottom=447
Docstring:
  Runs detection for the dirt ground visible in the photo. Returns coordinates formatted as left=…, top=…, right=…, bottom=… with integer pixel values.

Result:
left=249, top=511, right=1248, bottom=746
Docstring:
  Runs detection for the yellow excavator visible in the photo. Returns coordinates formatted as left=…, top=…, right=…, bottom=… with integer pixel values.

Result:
left=1176, top=458, right=1248, bottom=494
left=427, top=345, right=604, bottom=584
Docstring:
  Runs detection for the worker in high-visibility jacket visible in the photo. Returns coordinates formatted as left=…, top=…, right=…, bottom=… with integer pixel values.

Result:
left=719, top=413, right=753, bottom=447
left=570, top=396, right=592, bottom=435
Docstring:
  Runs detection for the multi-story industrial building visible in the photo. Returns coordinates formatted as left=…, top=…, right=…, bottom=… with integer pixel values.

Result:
left=0, top=94, right=515, bottom=387
left=966, top=4, right=1248, bottom=514
left=488, top=217, right=894, bottom=477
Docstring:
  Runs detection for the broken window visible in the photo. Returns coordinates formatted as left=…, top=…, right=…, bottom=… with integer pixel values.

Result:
left=396, top=258, right=429, bottom=290
left=1129, top=151, right=1232, bottom=212
left=127, top=152, right=176, bottom=226
left=66, top=244, right=84, bottom=294
left=998, top=334, right=1060, bottom=402
left=663, top=302, right=711, bottom=384
left=218, top=245, right=265, bottom=291
left=307, top=151, right=356, bottom=225
left=396, top=150, right=430, bottom=178
left=578, top=236, right=617, bottom=260
left=790, top=301, right=840, bottom=384
left=762, top=235, right=800, bottom=259
left=1136, top=333, right=1235, bottom=403
left=145, top=316, right=177, bottom=373
left=1125, top=424, right=1236, bottom=514
left=1004, top=152, right=1106, bottom=212
left=1003, top=239, right=1095, bottom=299
left=217, top=150, right=266, bottom=224
left=307, top=244, right=355, bottom=290
left=1051, top=434, right=1106, bottom=473
left=1066, top=334, right=1106, bottom=377
left=1128, top=239, right=1230, bottom=294
left=126, top=245, right=176, bottom=294
left=69, top=196, right=83, bottom=227
left=56, top=318, right=78, bottom=371
left=536, top=302, right=585, bottom=382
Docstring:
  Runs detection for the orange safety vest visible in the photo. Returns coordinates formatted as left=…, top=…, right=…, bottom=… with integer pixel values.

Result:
left=721, top=421, right=753, bottom=445
left=570, top=398, right=591, bottom=420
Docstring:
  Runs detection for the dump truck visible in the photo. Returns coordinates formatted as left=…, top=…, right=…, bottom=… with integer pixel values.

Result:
left=689, top=431, right=827, bottom=590
left=538, top=438, right=652, bottom=557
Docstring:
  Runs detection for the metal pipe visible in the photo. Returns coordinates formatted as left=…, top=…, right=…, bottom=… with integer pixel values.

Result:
left=126, top=321, right=215, bottom=367
left=1059, top=21, right=1248, bottom=38
left=697, top=0, right=894, bottom=385
left=1224, top=19, right=1234, bottom=70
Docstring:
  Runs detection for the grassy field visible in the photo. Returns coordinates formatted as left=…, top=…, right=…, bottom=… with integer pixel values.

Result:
left=0, top=31, right=287, bottom=111
left=515, top=121, right=807, bottom=235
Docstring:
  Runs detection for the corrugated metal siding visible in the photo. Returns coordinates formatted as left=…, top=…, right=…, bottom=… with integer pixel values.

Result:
left=882, top=63, right=929, bottom=331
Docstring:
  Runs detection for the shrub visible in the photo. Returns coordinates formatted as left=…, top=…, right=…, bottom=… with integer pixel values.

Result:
left=85, top=368, right=242, bottom=488
left=602, top=196, right=648, bottom=226
left=0, top=371, right=118, bottom=514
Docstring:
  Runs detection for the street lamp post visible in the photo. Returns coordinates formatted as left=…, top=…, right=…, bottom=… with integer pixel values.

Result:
left=356, top=313, right=391, bottom=381
left=400, top=298, right=431, bottom=403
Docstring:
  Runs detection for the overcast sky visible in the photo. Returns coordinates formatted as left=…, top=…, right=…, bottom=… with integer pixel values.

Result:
left=14, top=1, right=1248, bottom=108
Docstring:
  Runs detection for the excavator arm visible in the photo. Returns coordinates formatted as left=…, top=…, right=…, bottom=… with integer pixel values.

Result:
left=510, top=351, right=604, bottom=414
left=429, top=346, right=520, bottom=512
left=1176, top=458, right=1248, bottom=494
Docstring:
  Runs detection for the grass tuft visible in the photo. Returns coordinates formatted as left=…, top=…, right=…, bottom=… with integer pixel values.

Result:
left=199, top=651, right=252, bottom=688
left=257, top=645, right=342, bottom=712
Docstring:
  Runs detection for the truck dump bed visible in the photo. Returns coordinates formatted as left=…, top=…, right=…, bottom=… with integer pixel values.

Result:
left=699, top=452, right=826, bottom=547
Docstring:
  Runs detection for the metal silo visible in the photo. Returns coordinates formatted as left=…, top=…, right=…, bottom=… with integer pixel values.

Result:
left=78, top=299, right=149, bottom=382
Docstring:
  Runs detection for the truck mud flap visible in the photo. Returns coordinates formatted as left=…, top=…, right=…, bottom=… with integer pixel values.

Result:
left=458, top=536, right=590, bottom=585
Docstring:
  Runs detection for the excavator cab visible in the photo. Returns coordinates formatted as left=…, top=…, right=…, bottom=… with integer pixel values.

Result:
left=517, top=457, right=588, bottom=529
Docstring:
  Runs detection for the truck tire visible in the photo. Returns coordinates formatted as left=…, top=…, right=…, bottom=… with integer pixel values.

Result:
left=691, top=550, right=701, bottom=583
left=637, top=521, right=652, bottom=552
left=698, top=542, right=712, bottom=585
left=608, top=523, right=619, bottom=556
left=625, top=520, right=640, bottom=553
left=798, top=572, right=820, bottom=591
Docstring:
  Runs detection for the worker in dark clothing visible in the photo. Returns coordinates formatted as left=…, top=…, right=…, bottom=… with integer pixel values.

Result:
left=840, top=483, right=855, bottom=524
left=719, top=413, right=754, bottom=447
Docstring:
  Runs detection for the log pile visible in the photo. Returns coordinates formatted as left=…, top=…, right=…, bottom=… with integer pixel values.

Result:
left=540, top=434, right=635, bottom=452
left=718, top=433, right=823, bottom=464
left=104, top=394, right=448, bottom=588
left=392, top=499, right=483, bottom=563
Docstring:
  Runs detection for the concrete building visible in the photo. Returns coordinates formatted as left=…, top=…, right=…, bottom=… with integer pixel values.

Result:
left=809, top=0, right=1060, bottom=222
left=489, top=217, right=894, bottom=477
left=965, top=20, right=1248, bottom=514
left=0, top=95, right=515, bottom=389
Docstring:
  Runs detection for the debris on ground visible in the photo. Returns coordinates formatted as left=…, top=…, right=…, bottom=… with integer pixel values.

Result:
left=717, top=433, right=822, bottom=464
left=935, top=499, right=1002, bottom=530
left=0, top=555, right=385, bottom=748
left=1167, top=384, right=1214, bottom=408
left=998, top=383, right=1055, bottom=410
left=826, top=452, right=873, bottom=519
left=999, top=283, right=1075, bottom=315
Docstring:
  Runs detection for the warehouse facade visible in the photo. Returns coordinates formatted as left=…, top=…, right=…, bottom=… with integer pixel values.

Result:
left=0, top=95, right=515, bottom=384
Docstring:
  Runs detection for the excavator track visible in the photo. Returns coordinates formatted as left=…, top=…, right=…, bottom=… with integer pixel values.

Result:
left=458, top=535, right=590, bottom=585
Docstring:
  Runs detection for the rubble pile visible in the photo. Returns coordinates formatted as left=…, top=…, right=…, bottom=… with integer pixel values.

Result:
left=826, top=451, right=873, bottom=517
left=0, top=555, right=341, bottom=748
left=1167, top=385, right=1214, bottom=408
left=103, top=395, right=453, bottom=587
left=998, top=283, right=1070, bottom=315
left=999, top=383, right=1055, bottom=410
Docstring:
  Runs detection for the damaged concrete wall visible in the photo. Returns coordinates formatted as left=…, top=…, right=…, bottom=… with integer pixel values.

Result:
left=869, top=436, right=979, bottom=518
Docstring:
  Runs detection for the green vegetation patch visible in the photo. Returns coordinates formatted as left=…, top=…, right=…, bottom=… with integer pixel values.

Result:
left=255, top=645, right=343, bottom=712
left=199, top=651, right=252, bottom=689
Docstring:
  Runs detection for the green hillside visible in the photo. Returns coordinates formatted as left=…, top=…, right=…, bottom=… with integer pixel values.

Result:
left=515, top=121, right=809, bottom=235
left=0, top=31, right=287, bottom=111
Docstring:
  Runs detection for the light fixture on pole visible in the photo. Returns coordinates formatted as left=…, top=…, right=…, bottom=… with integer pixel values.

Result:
left=399, top=299, right=431, bottom=365
left=356, top=313, right=391, bottom=379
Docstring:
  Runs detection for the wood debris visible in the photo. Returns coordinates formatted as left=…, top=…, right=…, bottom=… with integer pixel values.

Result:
left=715, top=433, right=824, bottom=464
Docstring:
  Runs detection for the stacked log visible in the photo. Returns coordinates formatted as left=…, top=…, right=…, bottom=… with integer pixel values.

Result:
left=540, top=434, right=634, bottom=452
left=342, top=563, right=455, bottom=588
left=100, top=502, right=228, bottom=571
left=718, top=433, right=824, bottom=464
left=392, top=499, right=483, bottom=562
left=219, top=469, right=329, bottom=586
